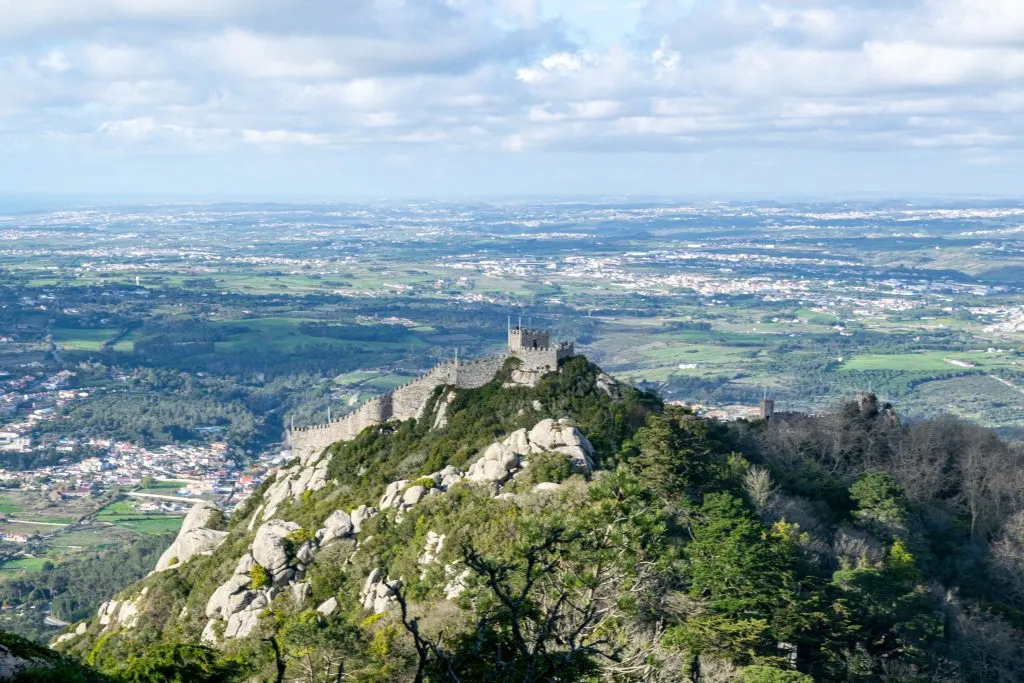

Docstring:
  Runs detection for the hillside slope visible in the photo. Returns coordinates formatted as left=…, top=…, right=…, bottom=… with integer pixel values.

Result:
left=52, top=356, right=1024, bottom=682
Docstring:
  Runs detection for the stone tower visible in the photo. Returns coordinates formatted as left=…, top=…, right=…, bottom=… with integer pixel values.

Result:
left=508, top=325, right=550, bottom=352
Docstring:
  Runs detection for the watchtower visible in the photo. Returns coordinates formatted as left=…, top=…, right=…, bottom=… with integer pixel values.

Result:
left=508, top=326, right=550, bottom=352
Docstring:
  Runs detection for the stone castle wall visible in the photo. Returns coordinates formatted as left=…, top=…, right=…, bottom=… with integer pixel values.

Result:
left=288, top=338, right=574, bottom=463
left=289, top=356, right=512, bottom=462
left=391, top=361, right=458, bottom=422
left=515, top=343, right=575, bottom=373
left=454, top=356, right=508, bottom=389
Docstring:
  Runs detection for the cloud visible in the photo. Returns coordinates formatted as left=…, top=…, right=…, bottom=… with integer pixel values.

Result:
left=242, top=129, right=331, bottom=146
left=1, top=0, right=1023, bottom=174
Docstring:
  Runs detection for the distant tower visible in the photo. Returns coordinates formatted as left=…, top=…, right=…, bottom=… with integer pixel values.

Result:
left=508, top=324, right=550, bottom=352
left=760, top=397, right=776, bottom=421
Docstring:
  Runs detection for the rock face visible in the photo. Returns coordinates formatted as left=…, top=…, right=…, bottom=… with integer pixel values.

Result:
left=315, top=510, right=353, bottom=545
left=527, top=418, right=596, bottom=470
left=52, top=622, right=88, bottom=646
left=251, top=520, right=301, bottom=582
left=465, top=419, right=595, bottom=486
left=204, top=554, right=276, bottom=642
left=260, top=447, right=331, bottom=521
left=467, top=441, right=521, bottom=484
left=595, top=373, right=623, bottom=399
left=360, top=568, right=402, bottom=614
left=96, top=587, right=149, bottom=631
left=154, top=502, right=229, bottom=572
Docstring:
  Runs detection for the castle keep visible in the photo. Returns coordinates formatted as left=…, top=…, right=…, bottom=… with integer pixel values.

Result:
left=287, top=326, right=574, bottom=461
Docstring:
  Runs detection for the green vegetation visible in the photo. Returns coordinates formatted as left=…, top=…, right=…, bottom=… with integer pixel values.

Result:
left=0, top=534, right=171, bottom=642
left=48, top=359, right=1024, bottom=681
left=0, top=557, right=49, bottom=574
left=249, top=564, right=269, bottom=590
left=93, top=499, right=184, bottom=536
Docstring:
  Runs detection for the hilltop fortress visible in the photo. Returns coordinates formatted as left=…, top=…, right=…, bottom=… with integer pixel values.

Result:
left=287, top=326, right=574, bottom=462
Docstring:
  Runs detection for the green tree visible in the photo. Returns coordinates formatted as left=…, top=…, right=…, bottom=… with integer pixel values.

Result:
left=116, top=643, right=242, bottom=683
left=850, top=472, right=907, bottom=535
left=626, top=406, right=727, bottom=503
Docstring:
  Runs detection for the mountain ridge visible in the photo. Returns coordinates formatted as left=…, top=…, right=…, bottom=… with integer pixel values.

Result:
left=41, top=354, right=1024, bottom=682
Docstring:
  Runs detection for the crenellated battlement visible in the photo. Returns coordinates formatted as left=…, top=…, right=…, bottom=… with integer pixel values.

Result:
left=287, top=326, right=574, bottom=462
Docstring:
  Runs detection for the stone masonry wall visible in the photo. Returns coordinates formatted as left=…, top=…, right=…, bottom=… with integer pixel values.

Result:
left=288, top=342, right=573, bottom=463
left=454, top=356, right=508, bottom=389
left=390, top=362, right=458, bottom=422
left=289, top=356, right=507, bottom=463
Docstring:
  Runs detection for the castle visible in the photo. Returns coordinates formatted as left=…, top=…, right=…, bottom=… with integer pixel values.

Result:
left=287, top=325, right=574, bottom=461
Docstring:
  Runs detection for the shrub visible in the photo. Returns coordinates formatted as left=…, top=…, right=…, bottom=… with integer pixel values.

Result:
left=519, top=451, right=572, bottom=487
left=250, top=564, right=270, bottom=590
left=741, top=666, right=814, bottom=682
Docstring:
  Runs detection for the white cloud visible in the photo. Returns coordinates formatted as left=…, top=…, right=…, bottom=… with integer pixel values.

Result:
left=38, top=50, right=70, bottom=72
left=242, top=129, right=331, bottom=146
left=2, top=0, right=1024, bottom=167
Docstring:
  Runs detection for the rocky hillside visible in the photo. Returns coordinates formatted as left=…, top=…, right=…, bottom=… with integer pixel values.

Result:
left=0, top=630, right=106, bottom=682
left=50, top=356, right=1024, bottom=682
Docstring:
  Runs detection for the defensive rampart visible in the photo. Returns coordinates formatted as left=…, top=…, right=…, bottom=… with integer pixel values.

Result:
left=287, top=339, right=575, bottom=463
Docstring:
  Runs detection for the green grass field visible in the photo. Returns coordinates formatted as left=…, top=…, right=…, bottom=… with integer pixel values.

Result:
left=0, top=498, right=24, bottom=516
left=0, top=557, right=48, bottom=574
left=841, top=351, right=1019, bottom=372
left=42, top=528, right=138, bottom=550
left=19, top=517, right=76, bottom=525
left=51, top=327, right=119, bottom=351
left=115, top=518, right=184, bottom=535
left=137, top=480, right=185, bottom=493
left=94, top=500, right=184, bottom=535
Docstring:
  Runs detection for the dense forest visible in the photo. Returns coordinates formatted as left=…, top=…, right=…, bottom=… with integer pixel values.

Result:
left=0, top=534, right=172, bottom=643
left=40, top=357, right=1024, bottom=682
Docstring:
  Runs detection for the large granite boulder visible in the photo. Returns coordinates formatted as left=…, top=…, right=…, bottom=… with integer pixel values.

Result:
left=351, top=504, right=378, bottom=533
left=360, top=568, right=401, bottom=614
left=527, top=419, right=595, bottom=470
left=315, top=510, right=353, bottom=545
left=251, top=520, right=301, bottom=580
left=154, top=502, right=228, bottom=572
left=206, top=574, right=252, bottom=619
left=467, top=442, right=520, bottom=484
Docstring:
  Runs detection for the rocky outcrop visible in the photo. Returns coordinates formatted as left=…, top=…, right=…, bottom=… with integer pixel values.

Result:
left=204, top=552, right=275, bottom=643
left=315, top=510, right=353, bottom=545
left=316, top=597, right=338, bottom=616
left=261, top=451, right=330, bottom=521
left=465, top=419, right=594, bottom=486
left=467, top=440, right=521, bottom=484
left=351, top=504, right=378, bottom=533
left=97, top=587, right=149, bottom=631
left=251, top=520, right=301, bottom=585
left=527, top=418, right=596, bottom=470
left=595, top=373, right=623, bottom=399
left=418, top=531, right=446, bottom=567
left=224, top=598, right=267, bottom=639
left=360, top=568, right=402, bottom=614
left=154, top=502, right=229, bottom=572
left=51, top=622, right=87, bottom=647
left=378, top=467, right=462, bottom=521
left=444, top=566, right=471, bottom=600
left=290, top=582, right=312, bottom=607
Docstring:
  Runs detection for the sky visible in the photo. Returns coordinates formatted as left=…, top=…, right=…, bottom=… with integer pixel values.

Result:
left=2, top=0, right=1024, bottom=200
